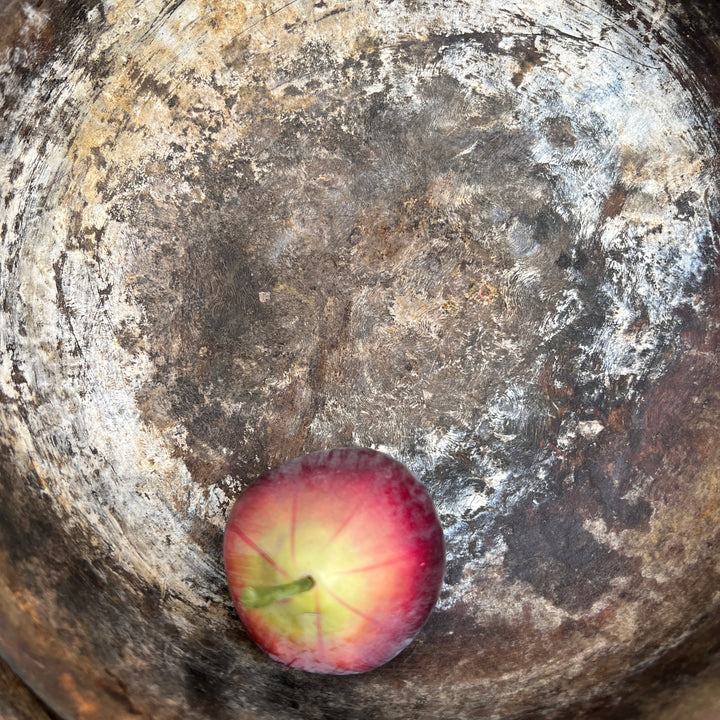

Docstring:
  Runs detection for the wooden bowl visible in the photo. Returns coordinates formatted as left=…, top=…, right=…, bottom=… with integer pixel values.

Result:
left=1, top=1, right=719, bottom=718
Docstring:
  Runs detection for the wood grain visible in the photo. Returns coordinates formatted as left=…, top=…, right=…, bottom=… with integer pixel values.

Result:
left=0, top=0, right=719, bottom=718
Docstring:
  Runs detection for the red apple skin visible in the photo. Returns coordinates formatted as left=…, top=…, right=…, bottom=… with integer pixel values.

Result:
left=223, top=448, right=445, bottom=674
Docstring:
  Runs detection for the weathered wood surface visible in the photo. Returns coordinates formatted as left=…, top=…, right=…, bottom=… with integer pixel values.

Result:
left=1, top=0, right=719, bottom=718
left=0, top=656, right=60, bottom=720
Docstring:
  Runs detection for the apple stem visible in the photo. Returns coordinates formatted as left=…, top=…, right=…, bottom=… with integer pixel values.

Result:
left=241, top=575, right=315, bottom=609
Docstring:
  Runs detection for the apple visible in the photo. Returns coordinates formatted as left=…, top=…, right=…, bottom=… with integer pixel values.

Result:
left=223, top=447, right=445, bottom=674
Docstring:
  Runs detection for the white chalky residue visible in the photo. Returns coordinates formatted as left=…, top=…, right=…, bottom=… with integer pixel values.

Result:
left=577, top=420, right=605, bottom=439
left=0, top=71, right=230, bottom=600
